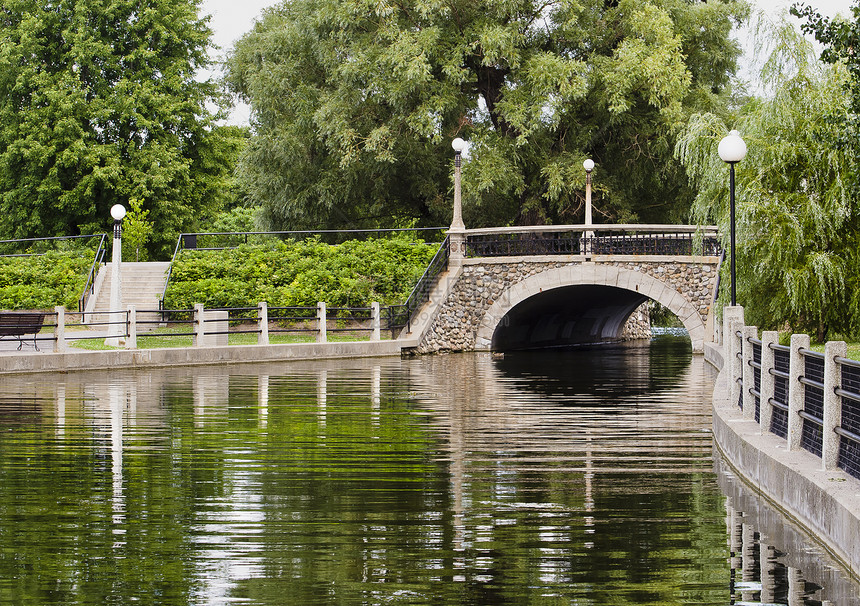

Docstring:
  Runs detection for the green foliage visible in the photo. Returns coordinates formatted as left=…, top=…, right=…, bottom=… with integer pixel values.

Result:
left=676, top=20, right=859, bottom=340
left=123, top=199, right=154, bottom=262
left=0, top=251, right=91, bottom=309
left=226, top=0, right=749, bottom=231
left=163, top=236, right=439, bottom=310
left=0, top=0, right=242, bottom=258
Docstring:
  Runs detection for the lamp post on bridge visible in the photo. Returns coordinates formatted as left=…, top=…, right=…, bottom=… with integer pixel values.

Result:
left=718, top=130, right=747, bottom=307
left=583, top=159, right=595, bottom=243
left=106, top=203, right=126, bottom=346
left=449, top=137, right=467, bottom=263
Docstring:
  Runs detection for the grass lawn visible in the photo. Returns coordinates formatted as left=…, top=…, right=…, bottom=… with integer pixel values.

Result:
left=69, top=324, right=392, bottom=351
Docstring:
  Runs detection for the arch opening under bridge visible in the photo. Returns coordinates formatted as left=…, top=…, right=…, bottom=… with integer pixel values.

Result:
left=475, top=265, right=709, bottom=353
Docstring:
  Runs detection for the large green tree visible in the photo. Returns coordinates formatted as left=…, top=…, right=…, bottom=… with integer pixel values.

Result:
left=226, top=0, right=749, bottom=231
left=0, top=0, right=240, bottom=255
left=676, top=21, right=859, bottom=340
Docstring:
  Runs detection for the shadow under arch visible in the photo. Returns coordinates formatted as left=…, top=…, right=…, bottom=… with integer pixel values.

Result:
left=475, top=265, right=706, bottom=353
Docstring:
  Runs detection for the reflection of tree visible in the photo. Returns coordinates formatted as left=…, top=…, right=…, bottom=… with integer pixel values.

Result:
left=0, top=353, right=734, bottom=605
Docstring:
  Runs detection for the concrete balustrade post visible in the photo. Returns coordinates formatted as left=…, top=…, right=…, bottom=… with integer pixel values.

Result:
left=823, top=340, right=847, bottom=470
left=317, top=302, right=327, bottom=344
left=788, top=333, right=810, bottom=452
left=125, top=305, right=137, bottom=350
left=371, top=302, right=381, bottom=342
left=760, top=331, right=778, bottom=434
left=258, top=302, right=269, bottom=346
left=723, top=306, right=745, bottom=411
left=53, top=306, right=66, bottom=353
left=194, top=303, right=204, bottom=347
left=742, top=326, right=758, bottom=420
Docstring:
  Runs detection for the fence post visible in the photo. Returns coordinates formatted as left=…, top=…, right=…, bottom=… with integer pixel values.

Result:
left=317, top=302, right=327, bottom=344
left=823, top=340, right=847, bottom=471
left=788, top=333, right=810, bottom=452
left=125, top=305, right=137, bottom=350
left=760, top=331, right=778, bottom=434
left=723, top=306, right=744, bottom=410
left=53, top=306, right=66, bottom=353
left=258, top=302, right=269, bottom=346
left=194, top=303, right=204, bottom=347
left=742, top=326, right=758, bottom=421
left=371, top=302, right=381, bottom=342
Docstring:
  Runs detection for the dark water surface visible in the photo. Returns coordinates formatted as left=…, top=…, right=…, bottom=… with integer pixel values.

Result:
left=0, top=337, right=857, bottom=604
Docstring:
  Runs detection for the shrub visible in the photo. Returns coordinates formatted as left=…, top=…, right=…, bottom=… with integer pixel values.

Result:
left=163, top=236, right=440, bottom=310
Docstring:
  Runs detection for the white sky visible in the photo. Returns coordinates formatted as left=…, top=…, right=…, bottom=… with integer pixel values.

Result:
left=199, top=0, right=855, bottom=126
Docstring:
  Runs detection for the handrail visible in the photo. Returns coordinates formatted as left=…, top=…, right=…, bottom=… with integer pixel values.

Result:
left=78, top=234, right=107, bottom=312
left=388, top=236, right=450, bottom=331
left=464, top=223, right=719, bottom=236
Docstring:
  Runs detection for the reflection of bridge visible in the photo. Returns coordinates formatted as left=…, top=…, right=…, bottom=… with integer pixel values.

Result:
left=403, top=224, right=722, bottom=354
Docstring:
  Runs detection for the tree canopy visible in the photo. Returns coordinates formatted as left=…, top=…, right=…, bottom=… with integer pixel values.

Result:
left=226, top=0, right=750, bottom=231
left=676, top=20, right=859, bottom=340
left=0, top=0, right=242, bottom=256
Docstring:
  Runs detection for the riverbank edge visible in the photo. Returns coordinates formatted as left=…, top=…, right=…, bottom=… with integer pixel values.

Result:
left=705, top=342, right=860, bottom=581
left=0, top=339, right=413, bottom=375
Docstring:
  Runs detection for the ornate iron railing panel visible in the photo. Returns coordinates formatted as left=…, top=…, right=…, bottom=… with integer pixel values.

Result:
left=464, top=225, right=721, bottom=258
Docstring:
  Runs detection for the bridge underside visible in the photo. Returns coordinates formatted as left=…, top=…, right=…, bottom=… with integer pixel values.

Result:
left=491, top=285, right=649, bottom=351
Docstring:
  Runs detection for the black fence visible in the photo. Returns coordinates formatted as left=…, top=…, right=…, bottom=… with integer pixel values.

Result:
left=465, top=228, right=721, bottom=258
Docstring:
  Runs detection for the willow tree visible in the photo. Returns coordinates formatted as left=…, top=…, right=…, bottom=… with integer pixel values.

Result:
left=226, top=0, right=749, bottom=231
left=0, top=0, right=240, bottom=255
left=676, top=21, right=859, bottom=340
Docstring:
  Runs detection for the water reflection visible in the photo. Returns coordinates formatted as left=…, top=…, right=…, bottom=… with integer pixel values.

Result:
left=0, top=339, right=856, bottom=604
left=716, top=455, right=860, bottom=605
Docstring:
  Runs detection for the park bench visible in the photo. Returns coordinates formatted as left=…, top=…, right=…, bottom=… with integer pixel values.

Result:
left=0, top=311, right=46, bottom=351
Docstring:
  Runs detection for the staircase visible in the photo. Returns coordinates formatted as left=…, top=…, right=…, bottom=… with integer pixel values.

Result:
left=87, top=262, right=171, bottom=332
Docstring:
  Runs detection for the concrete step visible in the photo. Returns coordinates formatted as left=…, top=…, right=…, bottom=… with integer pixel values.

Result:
left=88, top=262, right=171, bottom=331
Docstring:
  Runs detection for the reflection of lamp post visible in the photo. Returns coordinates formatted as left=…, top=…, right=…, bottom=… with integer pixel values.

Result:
left=106, top=204, right=126, bottom=345
left=718, top=130, right=747, bottom=307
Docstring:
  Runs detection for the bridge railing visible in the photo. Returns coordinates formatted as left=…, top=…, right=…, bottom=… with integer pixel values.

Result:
left=463, top=224, right=721, bottom=258
left=725, top=311, right=860, bottom=482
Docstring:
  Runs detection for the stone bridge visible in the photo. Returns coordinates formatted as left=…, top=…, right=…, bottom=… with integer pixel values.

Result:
left=404, top=225, right=722, bottom=354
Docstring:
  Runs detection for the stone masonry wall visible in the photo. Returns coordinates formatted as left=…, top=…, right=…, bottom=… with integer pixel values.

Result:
left=417, top=260, right=715, bottom=353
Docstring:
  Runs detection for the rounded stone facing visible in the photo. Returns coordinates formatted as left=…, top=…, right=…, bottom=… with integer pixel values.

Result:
left=417, top=260, right=717, bottom=354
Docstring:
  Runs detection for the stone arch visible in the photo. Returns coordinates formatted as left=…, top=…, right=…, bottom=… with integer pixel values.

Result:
left=474, top=264, right=706, bottom=353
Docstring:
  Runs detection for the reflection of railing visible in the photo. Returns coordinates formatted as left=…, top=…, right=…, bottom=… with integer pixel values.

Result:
left=386, top=236, right=449, bottom=334
left=728, top=318, right=860, bottom=482
left=464, top=224, right=721, bottom=258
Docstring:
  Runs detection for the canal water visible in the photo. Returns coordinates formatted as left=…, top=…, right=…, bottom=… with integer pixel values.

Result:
left=0, top=336, right=857, bottom=605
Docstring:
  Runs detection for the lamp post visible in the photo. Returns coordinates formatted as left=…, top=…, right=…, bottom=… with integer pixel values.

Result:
left=449, top=137, right=467, bottom=262
left=583, top=158, right=595, bottom=226
left=451, top=137, right=466, bottom=231
left=718, top=130, right=747, bottom=307
left=106, top=203, right=126, bottom=345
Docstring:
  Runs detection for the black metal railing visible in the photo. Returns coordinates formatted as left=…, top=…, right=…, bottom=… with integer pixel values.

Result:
left=464, top=226, right=721, bottom=258
left=836, top=359, right=860, bottom=480
left=750, top=338, right=762, bottom=423
left=78, top=234, right=107, bottom=312
left=769, top=343, right=790, bottom=439
left=799, top=349, right=825, bottom=457
left=386, top=236, right=450, bottom=333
